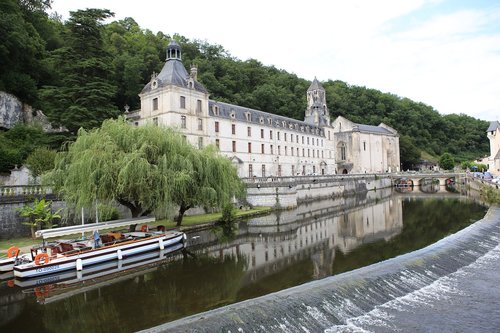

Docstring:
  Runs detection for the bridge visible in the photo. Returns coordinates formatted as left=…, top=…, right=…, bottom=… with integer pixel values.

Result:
left=391, top=172, right=466, bottom=193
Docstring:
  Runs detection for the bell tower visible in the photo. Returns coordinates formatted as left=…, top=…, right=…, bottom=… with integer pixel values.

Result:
left=304, top=77, right=330, bottom=127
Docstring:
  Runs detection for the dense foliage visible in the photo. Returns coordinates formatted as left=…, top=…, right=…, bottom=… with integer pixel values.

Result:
left=46, top=118, right=244, bottom=224
left=0, top=1, right=491, bottom=171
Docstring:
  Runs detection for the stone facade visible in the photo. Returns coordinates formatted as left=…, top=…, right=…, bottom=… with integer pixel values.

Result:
left=129, top=40, right=400, bottom=177
left=487, top=121, right=500, bottom=176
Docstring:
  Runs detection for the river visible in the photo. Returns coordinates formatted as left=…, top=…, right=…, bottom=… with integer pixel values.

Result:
left=0, top=188, right=490, bottom=332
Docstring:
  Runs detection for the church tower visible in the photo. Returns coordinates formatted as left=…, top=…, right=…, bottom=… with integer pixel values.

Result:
left=304, top=77, right=330, bottom=127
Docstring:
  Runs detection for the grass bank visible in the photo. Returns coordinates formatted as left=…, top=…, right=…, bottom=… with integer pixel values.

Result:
left=0, top=206, right=272, bottom=252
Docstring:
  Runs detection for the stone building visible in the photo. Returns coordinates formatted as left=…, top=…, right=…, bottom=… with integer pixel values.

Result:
left=487, top=120, right=500, bottom=175
left=128, top=40, right=400, bottom=177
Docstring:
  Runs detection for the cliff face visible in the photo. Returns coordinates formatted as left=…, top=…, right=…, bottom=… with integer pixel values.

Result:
left=0, top=91, right=23, bottom=129
left=0, top=91, right=65, bottom=132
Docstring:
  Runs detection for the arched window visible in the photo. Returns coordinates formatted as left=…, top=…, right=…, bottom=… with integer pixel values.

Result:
left=337, top=142, right=347, bottom=161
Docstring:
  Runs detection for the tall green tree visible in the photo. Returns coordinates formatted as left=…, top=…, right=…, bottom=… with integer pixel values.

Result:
left=46, top=118, right=244, bottom=224
left=40, top=9, right=119, bottom=133
left=0, top=0, right=50, bottom=104
left=439, top=153, right=455, bottom=171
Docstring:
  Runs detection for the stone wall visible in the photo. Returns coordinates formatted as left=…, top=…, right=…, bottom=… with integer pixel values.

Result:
left=246, top=175, right=392, bottom=208
left=0, top=201, right=65, bottom=239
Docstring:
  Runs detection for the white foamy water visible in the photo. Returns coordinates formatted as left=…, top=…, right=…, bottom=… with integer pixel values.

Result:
left=325, top=241, right=500, bottom=332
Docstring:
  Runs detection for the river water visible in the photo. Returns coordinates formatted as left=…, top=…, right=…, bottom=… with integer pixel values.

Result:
left=0, top=189, right=489, bottom=332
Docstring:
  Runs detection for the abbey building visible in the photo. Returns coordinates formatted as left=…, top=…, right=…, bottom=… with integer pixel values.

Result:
left=128, top=40, right=400, bottom=178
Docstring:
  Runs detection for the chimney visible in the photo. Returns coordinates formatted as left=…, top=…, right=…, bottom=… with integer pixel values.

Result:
left=190, top=64, right=198, bottom=81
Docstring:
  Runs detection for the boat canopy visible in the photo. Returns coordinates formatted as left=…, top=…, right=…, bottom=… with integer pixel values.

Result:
left=35, top=217, right=155, bottom=239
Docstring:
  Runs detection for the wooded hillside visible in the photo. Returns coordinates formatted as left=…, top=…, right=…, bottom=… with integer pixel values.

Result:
left=0, top=0, right=490, bottom=172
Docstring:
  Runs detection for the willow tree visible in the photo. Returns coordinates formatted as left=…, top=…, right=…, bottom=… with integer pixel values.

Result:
left=171, top=145, right=245, bottom=226
left=46, top=117, right=244, bottom=224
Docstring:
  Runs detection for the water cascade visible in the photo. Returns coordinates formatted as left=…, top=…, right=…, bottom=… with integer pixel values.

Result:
left=142, top=206, right=500, bottom=332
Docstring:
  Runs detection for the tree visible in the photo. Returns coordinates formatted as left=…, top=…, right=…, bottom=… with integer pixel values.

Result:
left=439, top=153, right=455, bottom=171
left=171, top=145, right=245, bottom=226
left=25, top=146, right=57, bottom=178
left=17, top=198, right=61, bottom=238
left=46, top=118, right=244, bottom=225
left=40, top=9, right=119, bottom=133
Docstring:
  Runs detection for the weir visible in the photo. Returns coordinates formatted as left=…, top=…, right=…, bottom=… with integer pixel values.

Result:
left=141, top=206, right=500, bottom=333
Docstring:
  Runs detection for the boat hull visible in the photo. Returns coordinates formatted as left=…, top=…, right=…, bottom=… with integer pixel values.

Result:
left=14, top=232, right=185, bottom=279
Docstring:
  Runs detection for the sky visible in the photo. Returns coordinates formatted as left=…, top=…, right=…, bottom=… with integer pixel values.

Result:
left=50, top=0, right=500, bottom=121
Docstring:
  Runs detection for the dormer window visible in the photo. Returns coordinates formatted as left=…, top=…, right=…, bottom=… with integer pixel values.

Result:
left=245, top=112, right=251, bottom=122
left=259, top=117, right=264, bottom=124
left=282, top=121, right=286, bottom=128
left=267, top=117, right=272, bottom=125
left=152, top=80, right=158, bottom=89
left=213, top=105, right=220, bottom=116
left=230, top=109, right=236, bottom=119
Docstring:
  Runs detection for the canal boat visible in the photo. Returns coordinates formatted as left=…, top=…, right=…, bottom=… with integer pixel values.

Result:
left=13, top=243, right=185, bottom=303
left=7, top=217, right=186, bottom=279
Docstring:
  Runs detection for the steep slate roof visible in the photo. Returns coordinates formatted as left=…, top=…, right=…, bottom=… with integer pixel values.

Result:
left=208, top=100, right=325, bottom=137
left=354, top=123, right=394, bottom=135
left=141, top=40, right=207, bottom=94
left=307, top=77, right=324, bottom=91
left=486, top=121, right=500, bottom=132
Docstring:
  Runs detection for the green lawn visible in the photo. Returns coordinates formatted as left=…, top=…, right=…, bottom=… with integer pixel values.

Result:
left=0, top=207, right=272, bottom=252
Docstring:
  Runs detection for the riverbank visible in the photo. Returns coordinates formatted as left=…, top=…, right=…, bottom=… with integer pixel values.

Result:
left=0, top=206, right=272, bottom=253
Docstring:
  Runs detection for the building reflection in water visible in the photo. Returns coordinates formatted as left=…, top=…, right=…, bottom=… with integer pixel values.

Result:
left=190, top=187, right=403, bottom=285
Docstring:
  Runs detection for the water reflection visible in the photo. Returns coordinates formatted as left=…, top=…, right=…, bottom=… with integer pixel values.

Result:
left=0, top=190, right=487, bottom=333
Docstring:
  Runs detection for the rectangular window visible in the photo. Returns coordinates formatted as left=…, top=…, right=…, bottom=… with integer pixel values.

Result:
left=232, top=141, right=236, bottom=152
left=247, top=126, right=251, bottom=137
left=278, top=146, right=281, bottom=155
left=262, top=164, right=266, bottom=177
left=296, top=134, right=299, bottom=143
left=261, top=144, right=265, bottom=154
left=302, top=136, right=304, bottom=144
left=297, top=147, right=299, bottom=156
left=180, top=96, right=186, bottom=108
left=196, top=99, right=202, bottom=113
left=215, top=139, right=220, bottom=149
left=153, top=98, right=158, bottom=110
left=232, top=124, right=236, bottom=135
left=261, top=129, right=264, bottom=138
left=215, top=121, right=219, bottom=133
left=308, top=149, right=310, bottom=157
left=249, top=164, right=253, bottom=178
left=307, top=137, right=310, bottom=145
left=278, top=165, right=282, bottom=177
left=153, top=117, right=158, bottom=126
left=285, top=146, right=288, bottom=156
left=313, top=150, right=315, bottom=158
left=284, top=133, right=287, bottom=142
left=278, top=132, right=280, bottom=141
left=197, top=118, right=203, bottom=131
left=291, top=147, right=294, bottom=156
left=363, top=141, right=366, bottom=151
left=270, top=130, right=273, bottom=140
left=270, top=144, right=274, bottom=154
left=292, top=165, right=295, bottom=176
left=198, top=137, right=203, bottom=149
left=328, top=131, right=331, bottom=140
left=248, top=142, right=252, bottom=153
left=181, top=116, right=186, bottom=129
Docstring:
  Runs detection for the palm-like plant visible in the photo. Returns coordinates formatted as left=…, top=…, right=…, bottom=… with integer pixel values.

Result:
left=17, top=198, right=62, bottom=238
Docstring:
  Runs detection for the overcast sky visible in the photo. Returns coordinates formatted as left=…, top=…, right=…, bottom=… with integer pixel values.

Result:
left=50, top=0, right=500, bottom=121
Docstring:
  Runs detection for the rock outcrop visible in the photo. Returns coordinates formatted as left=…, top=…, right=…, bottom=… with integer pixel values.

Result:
left=0, top=91, right=23, bottom=129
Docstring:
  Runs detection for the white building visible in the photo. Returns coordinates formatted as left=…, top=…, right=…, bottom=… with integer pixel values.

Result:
left=487, top=121, right=500, bottom=175
left=129, top=40, right=400, bottom=177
